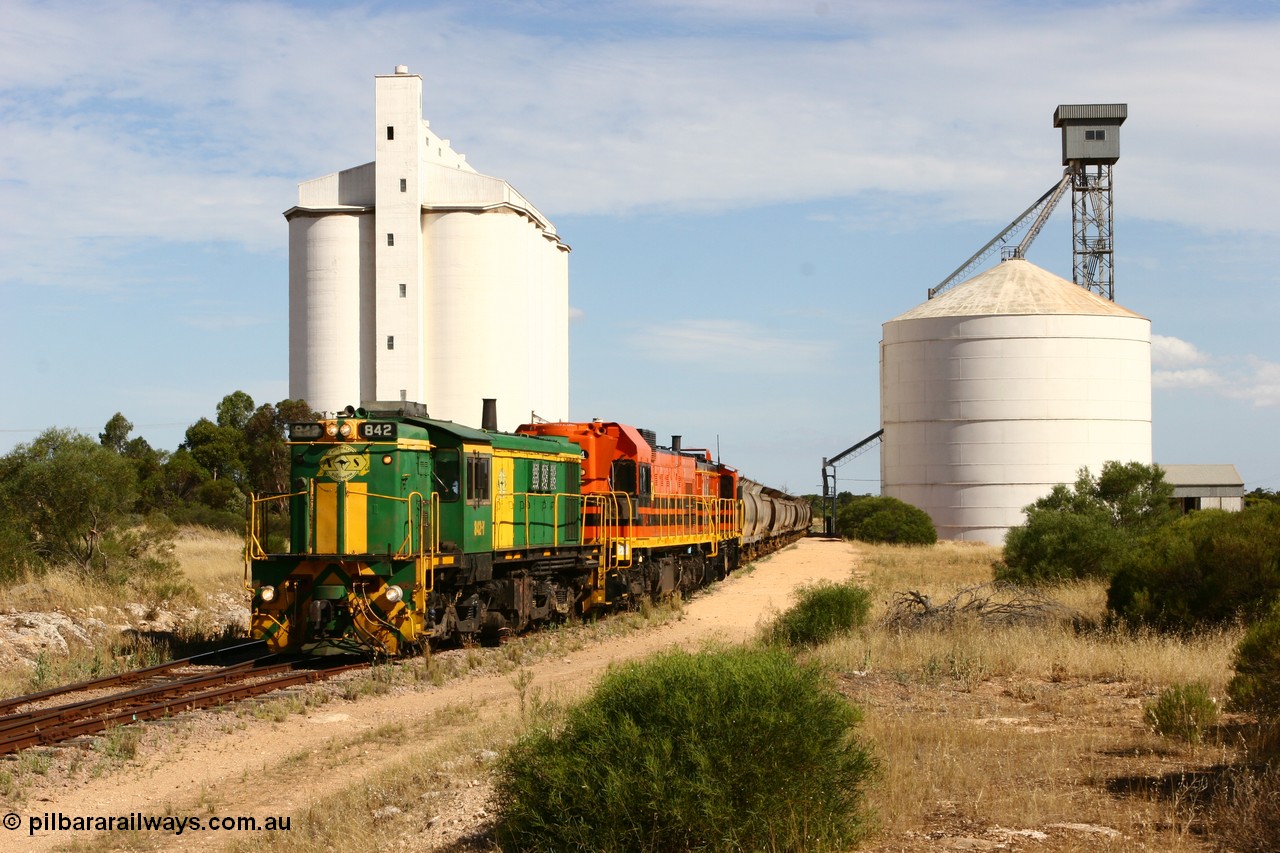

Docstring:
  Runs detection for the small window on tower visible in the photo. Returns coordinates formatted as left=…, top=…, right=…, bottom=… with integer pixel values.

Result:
left=399, top=283, right=407, bottom=298
left=1085, top=129, right=1106, bottom=141
left=387, top=233, right=394, bottom=246
left=400, top=178, right=407, bottom=192
left=387, top=126, right=394, bottom=140
left=387, top=336, right=395, bottom=350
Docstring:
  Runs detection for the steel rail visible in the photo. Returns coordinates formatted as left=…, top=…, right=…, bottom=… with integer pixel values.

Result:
left=0, top=658, right=362, bottom=756
left=0, top=658, right=288, bottom=735
left=0, top=640, right=267, bottom=716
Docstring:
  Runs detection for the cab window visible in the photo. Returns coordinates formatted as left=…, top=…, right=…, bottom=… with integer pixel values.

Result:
left=434, top=449, right=460, bottom=502
left=467, top=454, right=491, bottom=504
left=610, top=459, right=636, bottom=493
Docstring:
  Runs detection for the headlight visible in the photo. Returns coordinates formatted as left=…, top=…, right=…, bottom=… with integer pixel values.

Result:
left=325, top=423, right=338, bottom=437
left=339, top=423, right=353, bottom=437
left=384, top=585, right=404, bottom=603
left=259, top=585, right=276, bottom=603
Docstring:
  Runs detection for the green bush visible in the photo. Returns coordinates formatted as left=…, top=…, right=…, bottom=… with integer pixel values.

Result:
left=0, top=428, right=138, bottom=570
left=1143, top=683, right=1219, bottom=744
left=997, top=499, right=1121, bottom=583
left=1227, top=604, right=1280, bottom=717
left=768, top=580, right=872, bottom=648
left=996, top=462, right=1176, bottom=585
left=1107, top=504, right=1280, bottom=632
left=494, top=646, right=876, bottom=853
left=836, top=495, right=936, bottom=545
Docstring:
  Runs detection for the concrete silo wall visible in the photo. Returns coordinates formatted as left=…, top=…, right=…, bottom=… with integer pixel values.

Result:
left=288, top=213, right=376, bottom=413
left=423, top=210, right=568, bottom=430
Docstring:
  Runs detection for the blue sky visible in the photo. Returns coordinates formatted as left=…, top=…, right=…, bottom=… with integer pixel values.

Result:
left=2, top=0, right=1278, bottom=496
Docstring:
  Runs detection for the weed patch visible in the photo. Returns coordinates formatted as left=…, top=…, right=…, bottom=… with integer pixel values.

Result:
left=766, top=579, right=871, bottom=648
left=1144, top=683, right=1219, bottom=745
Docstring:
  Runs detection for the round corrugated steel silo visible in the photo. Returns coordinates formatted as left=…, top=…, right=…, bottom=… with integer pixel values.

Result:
left=880, top=259, right=1151, bottom=544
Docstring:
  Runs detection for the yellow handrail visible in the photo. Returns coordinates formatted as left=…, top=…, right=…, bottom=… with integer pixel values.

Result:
left=247, top=486, right=433, bottom=560
left=245, top=489, right=308, bottom=562
left=491, top=491, right=587, bottom=551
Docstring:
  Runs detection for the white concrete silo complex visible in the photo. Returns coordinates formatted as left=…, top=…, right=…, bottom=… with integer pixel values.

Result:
left=880, top=259, right=1151, bottom=545
left=286, top=67, right=570, bottom=429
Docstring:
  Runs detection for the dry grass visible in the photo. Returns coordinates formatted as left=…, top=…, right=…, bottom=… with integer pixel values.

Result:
left=171, top=525, right=245, bottom=597
left=0, top=526, right=247, bottom=699
left=0, top=526, right=243, bottom=614
left=822, top=540, right=1246, bottom=851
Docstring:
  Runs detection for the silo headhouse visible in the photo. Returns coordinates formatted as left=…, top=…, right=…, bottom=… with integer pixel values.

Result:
left=286, top=66, right=570, bottom=429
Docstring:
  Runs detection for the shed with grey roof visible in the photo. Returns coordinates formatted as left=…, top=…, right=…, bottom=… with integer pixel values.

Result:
left=1160, top=464, right=1245, bottom=513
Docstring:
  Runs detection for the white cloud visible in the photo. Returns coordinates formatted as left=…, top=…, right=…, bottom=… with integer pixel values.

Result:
left=1224, top=357, right=1280, bottom=408
left=2, top=0, right=1279, bottom=293
left=1153, top=367, right=1220, bottom=389
left=1153, top=341, right=1280, bottom=407
left=1152, top=334, right=1209, bottom=368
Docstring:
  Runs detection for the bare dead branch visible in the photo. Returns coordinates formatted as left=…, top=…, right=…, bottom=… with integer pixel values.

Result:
left=882, top=582, right=1075, bottom=630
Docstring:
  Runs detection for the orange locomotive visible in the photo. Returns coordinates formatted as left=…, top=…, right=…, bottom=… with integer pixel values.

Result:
left=518, top=420, right=744, bottom=611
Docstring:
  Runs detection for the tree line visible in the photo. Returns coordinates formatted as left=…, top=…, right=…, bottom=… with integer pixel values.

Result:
left=0, top=392, right=314, bottom=583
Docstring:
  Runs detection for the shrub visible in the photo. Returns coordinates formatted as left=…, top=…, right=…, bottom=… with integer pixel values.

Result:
left=837, top=495, right=936, bottom=545
left=997, top=462, right=1176, bottom=585
left=494, top=646, right=876, bottom=853
left=768, top=580, right=872, bottom=648
left=0, top=428, right=138, bottom=570
left=1108, top=504, right=1280, bottom=632
left=1143, top=683, right=1219, bottom=744
left=1227, top=604, right=1280, bottom=718
left=997, top=499, right=1120, bottom=583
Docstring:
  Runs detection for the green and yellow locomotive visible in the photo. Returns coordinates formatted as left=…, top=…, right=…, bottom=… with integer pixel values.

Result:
left=246, top=403, right=595, bottom=654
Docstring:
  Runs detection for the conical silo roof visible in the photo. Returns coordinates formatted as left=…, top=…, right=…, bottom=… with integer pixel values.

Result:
left=891, top=258, right=1145, bottom=321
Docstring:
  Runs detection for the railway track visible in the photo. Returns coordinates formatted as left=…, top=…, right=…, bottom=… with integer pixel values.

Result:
left=0, top=642, right=367, bottom=756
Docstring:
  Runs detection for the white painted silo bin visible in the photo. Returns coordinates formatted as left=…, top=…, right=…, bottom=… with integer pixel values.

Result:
left=424, top=209, right=541, bottom=430
left=880, top=259, right=1151, bottom=545
left=288, top=212, right=375, bottom=414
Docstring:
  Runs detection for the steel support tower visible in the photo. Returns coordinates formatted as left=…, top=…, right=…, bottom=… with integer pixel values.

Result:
left=1070, top=164, right=1115, bottom=300
left=1055, top=104, right=1127, bottom=301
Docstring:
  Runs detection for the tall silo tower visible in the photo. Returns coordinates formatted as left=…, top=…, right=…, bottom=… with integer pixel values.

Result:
left=286, top=66, right=571, bottom=429
left=880, top=258, right=1151, bottom=544
left=1055, top=103, right=1127, bottom=301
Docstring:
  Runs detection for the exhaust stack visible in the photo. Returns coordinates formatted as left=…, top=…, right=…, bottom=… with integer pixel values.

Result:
left=481, top=398, right=498, bottom=432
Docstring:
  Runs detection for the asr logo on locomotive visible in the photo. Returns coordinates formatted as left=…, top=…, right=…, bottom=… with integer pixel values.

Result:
left=317, top=446, right=370, bottom=481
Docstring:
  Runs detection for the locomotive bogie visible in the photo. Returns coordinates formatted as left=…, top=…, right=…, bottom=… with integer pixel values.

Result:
left=251, top=558, right=426, bottom=656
